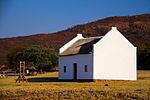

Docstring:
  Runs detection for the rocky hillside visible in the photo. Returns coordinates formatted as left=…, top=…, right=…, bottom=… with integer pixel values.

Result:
left=0, top=14, right=150, bottom=64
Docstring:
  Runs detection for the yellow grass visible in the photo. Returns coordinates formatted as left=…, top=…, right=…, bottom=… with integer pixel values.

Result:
left=0, top=70, right=150, bottom=99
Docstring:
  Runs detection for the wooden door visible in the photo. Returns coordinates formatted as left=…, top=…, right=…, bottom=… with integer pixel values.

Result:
left=73, top=63, right=77, bottom=80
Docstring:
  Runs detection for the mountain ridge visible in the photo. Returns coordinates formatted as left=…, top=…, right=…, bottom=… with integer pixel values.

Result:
left=0, top=13, right=150, bottom=64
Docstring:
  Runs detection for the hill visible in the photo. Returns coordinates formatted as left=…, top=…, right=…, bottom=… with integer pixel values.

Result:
left=0, top=14, right=150, bottom=65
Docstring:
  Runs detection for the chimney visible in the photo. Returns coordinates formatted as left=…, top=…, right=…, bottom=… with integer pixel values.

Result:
left=111, top=27, right=117, bottom=30
left=77, top=34, right=83, bottom=38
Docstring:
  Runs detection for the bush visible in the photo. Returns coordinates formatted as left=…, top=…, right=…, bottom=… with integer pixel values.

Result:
left=7, top=46, right=58, bottom=72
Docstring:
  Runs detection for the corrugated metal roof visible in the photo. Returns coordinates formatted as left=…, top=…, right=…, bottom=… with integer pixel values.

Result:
left=60, top=36, right=103, bottom=56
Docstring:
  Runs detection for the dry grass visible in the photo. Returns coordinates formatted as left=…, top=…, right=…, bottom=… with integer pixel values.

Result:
left=0, top=70, right=150, bottom=100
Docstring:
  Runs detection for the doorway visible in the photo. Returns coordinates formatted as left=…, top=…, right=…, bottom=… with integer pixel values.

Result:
left=73, top=63, right=77, bottom=80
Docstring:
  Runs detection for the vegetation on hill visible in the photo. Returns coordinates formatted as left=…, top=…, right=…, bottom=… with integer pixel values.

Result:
left=138, top=44, right=150, bottom=69
left=0, top=14, right=150, bottom=69
left=7, top=46, right=58, bottom=72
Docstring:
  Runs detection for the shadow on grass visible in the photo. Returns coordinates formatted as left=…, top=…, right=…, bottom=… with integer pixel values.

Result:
left=27, top=77, right=94, bottom=82
left=138, top=77, right=150, bottom=80
left=27, top=77, right=58, bottom=82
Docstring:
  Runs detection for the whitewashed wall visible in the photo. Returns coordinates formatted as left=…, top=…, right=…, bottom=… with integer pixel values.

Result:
left=59, top=54, right=93, bottom=80
left=93, top=27, right=137, bottom=80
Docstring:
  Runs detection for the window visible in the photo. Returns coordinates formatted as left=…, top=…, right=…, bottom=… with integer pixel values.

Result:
left=84, top=65, right=88, bottom=72
left=64, top=66, right=66, bottom=72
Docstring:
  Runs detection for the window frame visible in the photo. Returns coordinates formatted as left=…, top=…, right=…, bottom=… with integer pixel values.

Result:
left=64, top=66, right=66, bottom=72
left=84, top=65, right=88, bottom=72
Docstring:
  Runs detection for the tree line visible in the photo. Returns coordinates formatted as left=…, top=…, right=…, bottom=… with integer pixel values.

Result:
left=7, top=46, right=58, bottom=73
left=6, top=44, right=150, bottom=72
left=137, top=44, right=150, bottom=70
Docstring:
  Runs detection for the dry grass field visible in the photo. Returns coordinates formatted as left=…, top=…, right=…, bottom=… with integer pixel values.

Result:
left=0, top=70, right=150, bottom=100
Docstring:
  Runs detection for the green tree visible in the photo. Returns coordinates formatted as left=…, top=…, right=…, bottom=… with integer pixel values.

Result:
left=137, top=44, right=150, bottom=69
left=7, top=46, right=26, bottom=70
left=7, top=46, right=58, bottom=72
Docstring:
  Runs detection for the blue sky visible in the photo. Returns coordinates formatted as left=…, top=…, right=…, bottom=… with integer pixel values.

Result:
left=0, top=0, right=150, bottom=38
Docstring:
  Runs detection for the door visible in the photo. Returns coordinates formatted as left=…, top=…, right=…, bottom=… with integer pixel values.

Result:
left=73, top=63, right=77, bottom=80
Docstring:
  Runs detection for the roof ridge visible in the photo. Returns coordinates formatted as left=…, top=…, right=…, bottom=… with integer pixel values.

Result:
left=83, top=36, right=104, bottom=39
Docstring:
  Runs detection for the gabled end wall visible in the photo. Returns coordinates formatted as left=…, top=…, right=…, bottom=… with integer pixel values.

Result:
left=93, top=27, right=137, bottom=80
left=59, top=34, right=84, bottom=54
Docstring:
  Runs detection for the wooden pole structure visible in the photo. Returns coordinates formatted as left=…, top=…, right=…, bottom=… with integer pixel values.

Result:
left=22, top=61, right=25, bottom=76
left=19, top=61, right=22, bottom=76
left=16, top=61, right=27, bottom=83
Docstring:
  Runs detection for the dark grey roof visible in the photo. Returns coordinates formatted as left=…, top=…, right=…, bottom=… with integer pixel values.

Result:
left=60, top=36, right=103, bottom=56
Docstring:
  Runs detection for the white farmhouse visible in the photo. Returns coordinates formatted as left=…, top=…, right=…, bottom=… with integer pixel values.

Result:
left=58, top=27, right=137, bottom=81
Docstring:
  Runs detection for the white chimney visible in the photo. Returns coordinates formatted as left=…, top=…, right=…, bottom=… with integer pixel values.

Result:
left=112, top=27, right=117, bottom=30
left=77, top=34, right=83, bottom=38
